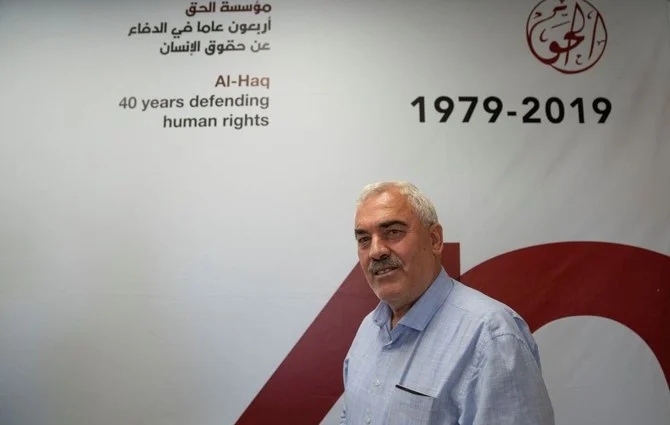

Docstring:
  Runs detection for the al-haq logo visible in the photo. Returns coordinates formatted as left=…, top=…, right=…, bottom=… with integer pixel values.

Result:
left=526, top=0, right=608, bottom=74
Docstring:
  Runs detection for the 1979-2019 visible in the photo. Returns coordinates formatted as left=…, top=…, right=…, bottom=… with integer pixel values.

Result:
left=410, top=96, right=612, bottom=124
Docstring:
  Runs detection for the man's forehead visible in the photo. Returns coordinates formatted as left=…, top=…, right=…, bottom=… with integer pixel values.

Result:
left=354, top=191, right=414, bottom=228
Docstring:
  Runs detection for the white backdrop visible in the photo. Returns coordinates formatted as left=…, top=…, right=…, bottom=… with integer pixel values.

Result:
left=1, top=0, right=669, bottom=424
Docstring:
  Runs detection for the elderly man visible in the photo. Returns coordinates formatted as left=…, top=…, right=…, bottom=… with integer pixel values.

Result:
left=340, top=181, right=554, bottom=425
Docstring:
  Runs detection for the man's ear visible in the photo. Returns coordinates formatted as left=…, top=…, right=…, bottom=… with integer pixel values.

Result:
left=430, top=223, right=444, bottom=254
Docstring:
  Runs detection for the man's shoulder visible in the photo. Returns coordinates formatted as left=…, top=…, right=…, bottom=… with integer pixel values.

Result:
left=445, top=278, right=515, bottom=315
left=351, top=307, right=381, bottom=339
left=358, top=309, right=377, bottom=327
left=441, top=278, right=533, bottom=340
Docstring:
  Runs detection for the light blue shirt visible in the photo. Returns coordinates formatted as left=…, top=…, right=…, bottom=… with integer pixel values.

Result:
left=340, top=269, right=554, bottom=425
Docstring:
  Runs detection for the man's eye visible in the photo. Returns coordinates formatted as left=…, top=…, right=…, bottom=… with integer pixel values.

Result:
left=387, top=229, right=403, bottom=237
left=357, top=237, right=370, bottom=245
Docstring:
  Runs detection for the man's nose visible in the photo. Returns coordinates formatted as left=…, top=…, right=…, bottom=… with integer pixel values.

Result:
left=369, top=235, right=390, bottom=260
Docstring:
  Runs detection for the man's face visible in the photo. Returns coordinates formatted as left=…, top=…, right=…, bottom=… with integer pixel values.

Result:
left=354, top=189, right=443, bottom=310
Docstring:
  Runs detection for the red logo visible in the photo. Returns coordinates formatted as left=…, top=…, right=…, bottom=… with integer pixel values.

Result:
left=526, top=0, right=608, bottom=74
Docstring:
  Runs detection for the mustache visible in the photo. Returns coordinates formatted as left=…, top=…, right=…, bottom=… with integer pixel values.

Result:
left=368, top=256, right=403, bottom=274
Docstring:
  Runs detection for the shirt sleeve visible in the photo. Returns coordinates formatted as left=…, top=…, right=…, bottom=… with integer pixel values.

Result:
left=460, top=333, right=555, bottom=425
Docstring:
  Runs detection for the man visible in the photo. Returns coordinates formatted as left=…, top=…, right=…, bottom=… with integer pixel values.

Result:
left=340, top=181, right=554, bottom=425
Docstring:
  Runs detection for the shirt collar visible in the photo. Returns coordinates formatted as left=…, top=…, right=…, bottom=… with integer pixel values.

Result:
left=372, top=268, right=453, bottom=331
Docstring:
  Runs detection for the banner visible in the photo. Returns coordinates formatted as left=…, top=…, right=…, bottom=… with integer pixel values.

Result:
left=1, top=0, right=668, bottom=424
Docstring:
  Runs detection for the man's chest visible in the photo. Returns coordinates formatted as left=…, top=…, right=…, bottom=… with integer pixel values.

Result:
left=345, top=333, right=471, bottom=424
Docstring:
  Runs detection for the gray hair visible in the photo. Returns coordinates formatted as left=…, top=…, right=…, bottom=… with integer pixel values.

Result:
left=356, top=181, right=439, bottom=227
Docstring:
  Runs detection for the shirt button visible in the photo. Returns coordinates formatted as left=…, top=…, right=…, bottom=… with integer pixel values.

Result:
left=365, top=417, right=371, bottom=424
left=374, top=378, right=381, bottom=386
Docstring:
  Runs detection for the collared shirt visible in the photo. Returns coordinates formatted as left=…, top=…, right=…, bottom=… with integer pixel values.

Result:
left=340, top=269, right=554, bottom=425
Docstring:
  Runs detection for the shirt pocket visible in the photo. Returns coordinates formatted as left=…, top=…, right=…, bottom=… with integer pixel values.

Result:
left=387, top=386, right=440, bottom=425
